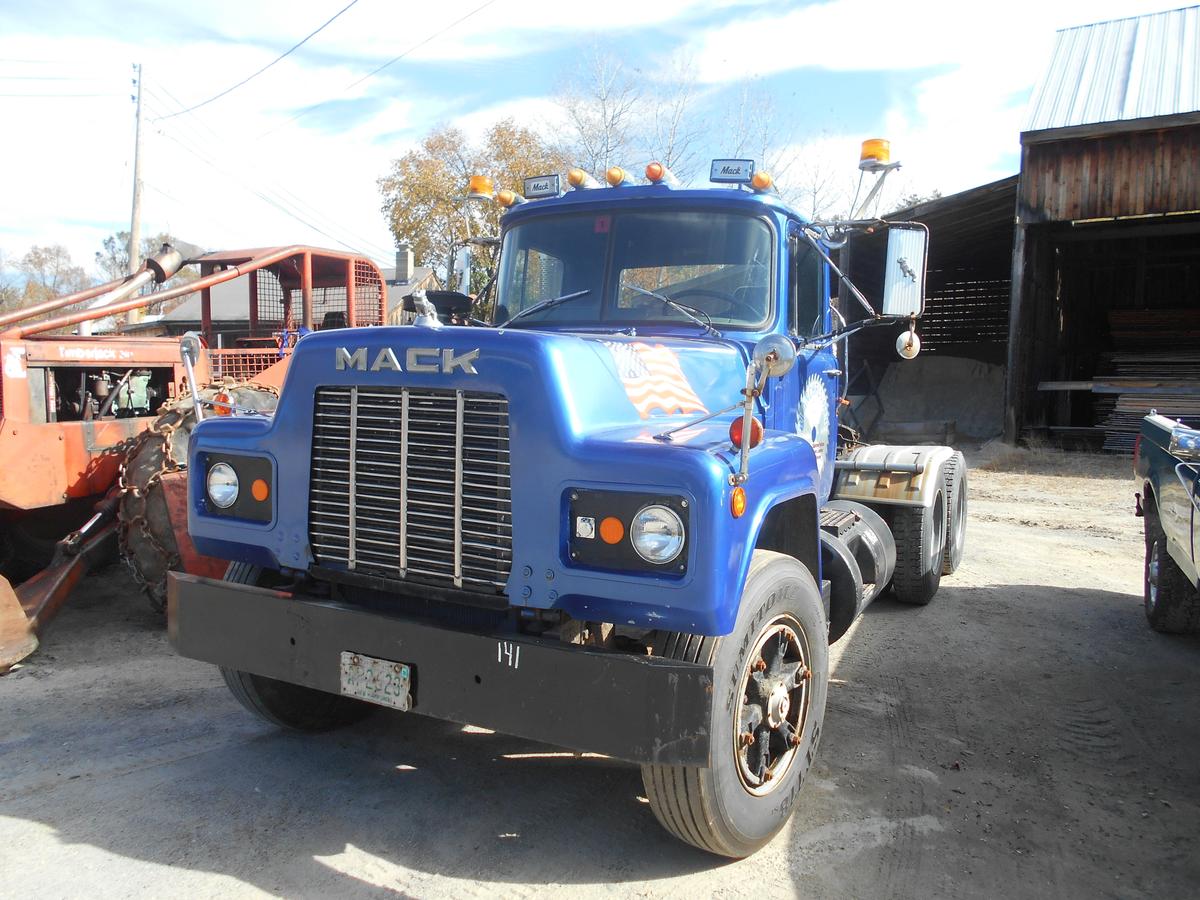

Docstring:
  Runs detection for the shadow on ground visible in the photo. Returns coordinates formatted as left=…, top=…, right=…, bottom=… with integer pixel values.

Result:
left=2, top=577, right=1199, bottom=898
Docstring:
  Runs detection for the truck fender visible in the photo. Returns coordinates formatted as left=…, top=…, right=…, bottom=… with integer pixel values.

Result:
left=831, top=444, right=956, bottom=509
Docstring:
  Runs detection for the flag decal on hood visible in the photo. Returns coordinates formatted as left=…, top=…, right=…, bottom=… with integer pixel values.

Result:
left=603, top=341, right=708, bottom=419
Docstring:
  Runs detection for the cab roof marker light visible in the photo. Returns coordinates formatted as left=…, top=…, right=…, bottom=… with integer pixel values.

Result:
left=645, top=161, right=679, bottom=187
left=496, top=189, right=526, bottom=208
left=605, top=166, right=636, bottom=187
left=567, top=168, right=600, bottom=190
left=750, top=170, right=774, bottom=193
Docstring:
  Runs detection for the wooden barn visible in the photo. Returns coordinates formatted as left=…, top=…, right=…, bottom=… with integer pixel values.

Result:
left=1007, top=5, right=1200, bottom=450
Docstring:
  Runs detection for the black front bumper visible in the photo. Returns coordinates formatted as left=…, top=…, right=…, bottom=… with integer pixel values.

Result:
left=167, top=573, right=714, bottom=766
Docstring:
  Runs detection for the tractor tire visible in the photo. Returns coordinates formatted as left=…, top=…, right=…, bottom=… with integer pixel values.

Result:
left=1143, top=506, right=1200, bottom=634
left=890, top=479, right=946, bottom=606
left=941, top=451, right=968, bottom=575
left=219, top=562, right=375, bottom=731
left=641, top=550, right=828, bottom=858
left=118, top=384, right=278, bottom=612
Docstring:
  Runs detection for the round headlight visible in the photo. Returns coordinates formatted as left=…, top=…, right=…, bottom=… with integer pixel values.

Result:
left=630, top=504, right=685, bottom=564
left=206, top=462, right=239, bottom=509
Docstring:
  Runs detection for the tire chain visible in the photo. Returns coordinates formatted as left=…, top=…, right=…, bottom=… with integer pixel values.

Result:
left=117, top=379, right=279, bottom=610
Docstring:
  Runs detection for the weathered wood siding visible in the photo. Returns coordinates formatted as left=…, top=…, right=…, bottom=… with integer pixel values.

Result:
left=1019, top=124, right=1200, bottom=223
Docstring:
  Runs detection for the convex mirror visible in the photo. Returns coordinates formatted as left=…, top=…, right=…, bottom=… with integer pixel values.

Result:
left=881, top=223, right=929, bottom=318
left=752, top=333, right=797, bottom=378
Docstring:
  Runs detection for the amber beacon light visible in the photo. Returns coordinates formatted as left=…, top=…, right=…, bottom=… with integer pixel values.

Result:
left=858, top=138, right=891, bottom=172
left=467, top=174, right=495, bottom=200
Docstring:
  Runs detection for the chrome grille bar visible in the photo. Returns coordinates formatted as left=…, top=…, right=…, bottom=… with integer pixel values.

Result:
left=453, top=389, right=464, bottom=588
left=308, top=386, right=511, bottom=594
left=400, top=390, right=409, bottom=572
left=348, top=386, right=358, bottom=570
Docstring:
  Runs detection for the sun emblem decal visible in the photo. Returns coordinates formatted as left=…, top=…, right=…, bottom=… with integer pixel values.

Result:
left=798, top=374, right=830, bottom=471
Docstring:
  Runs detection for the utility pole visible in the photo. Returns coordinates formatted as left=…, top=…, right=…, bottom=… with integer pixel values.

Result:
left=119, top=62, right=144, bottom=332
left=128, top=62, right=143, bottom=276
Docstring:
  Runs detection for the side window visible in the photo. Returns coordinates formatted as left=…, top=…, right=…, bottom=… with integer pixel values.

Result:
left=790, top=233, right=821, bottom=336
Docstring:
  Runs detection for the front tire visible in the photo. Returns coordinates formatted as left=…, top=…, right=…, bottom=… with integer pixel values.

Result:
left=1144, top=507, right=1200, bottom=634
left=218, top=562, right=375, bottom=731
left=641, top=550, right=828, bottom=858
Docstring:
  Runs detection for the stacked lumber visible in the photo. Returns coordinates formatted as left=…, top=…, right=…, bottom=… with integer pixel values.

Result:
left=1095, top=313, right=1200, bottom=452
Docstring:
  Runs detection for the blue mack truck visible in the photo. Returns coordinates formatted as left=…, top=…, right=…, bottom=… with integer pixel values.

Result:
left=168, top=155, right=969, bottom=858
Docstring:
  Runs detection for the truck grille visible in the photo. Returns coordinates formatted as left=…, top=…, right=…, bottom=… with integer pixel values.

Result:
left=308, top=386, right=512, bottom=593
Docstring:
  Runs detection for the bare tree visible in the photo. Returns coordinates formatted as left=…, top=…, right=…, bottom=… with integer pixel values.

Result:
left=557, top=46, right=642, bottom=175
left=644, top=54, right=703, bottom=180
left=0, top=251, right=21, bottom=310
left=19, top=245, right=90, bottom=302
left=724, top=81, right=794, bottom=178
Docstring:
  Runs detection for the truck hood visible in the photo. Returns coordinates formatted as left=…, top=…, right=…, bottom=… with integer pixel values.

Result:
left=281, top=325, right=750, bottom=440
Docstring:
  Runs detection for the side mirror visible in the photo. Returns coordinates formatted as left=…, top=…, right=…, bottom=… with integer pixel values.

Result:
left=179, top=331, right=203, bottom=368
left=452, top=246, right=472, bottom=293
left=881, top=223, right=928, bottom=318
left=752, top=334, right=796, bottom=378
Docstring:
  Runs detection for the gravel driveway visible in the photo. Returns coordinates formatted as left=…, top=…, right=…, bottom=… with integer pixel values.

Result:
left=1, top=449, right=1197, bottom=898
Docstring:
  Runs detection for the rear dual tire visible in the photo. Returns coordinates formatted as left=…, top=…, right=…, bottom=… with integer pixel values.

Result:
left=941, top=451, right=968, bottom=575
left=891, top=485, right=946, bottom=606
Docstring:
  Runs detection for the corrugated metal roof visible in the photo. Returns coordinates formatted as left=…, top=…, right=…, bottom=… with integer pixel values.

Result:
left=1025, top=5, right=1200, bottom=134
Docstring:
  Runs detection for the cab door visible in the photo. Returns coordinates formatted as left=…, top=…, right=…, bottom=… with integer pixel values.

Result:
left=771, top=224, right=837, bottom=501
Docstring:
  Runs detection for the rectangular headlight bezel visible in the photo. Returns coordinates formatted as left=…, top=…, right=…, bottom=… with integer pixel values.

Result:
left=201, top=452, right=274, bottom=523
left=566, top=488, right=690, bottom=577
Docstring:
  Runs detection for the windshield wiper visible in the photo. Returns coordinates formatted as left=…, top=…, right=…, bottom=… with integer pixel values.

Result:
left=499, top=289, right=591, bottom=327
left=622, top=283, right=721, bottom=337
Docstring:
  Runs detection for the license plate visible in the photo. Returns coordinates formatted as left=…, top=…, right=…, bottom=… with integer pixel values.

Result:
left=339, top=651, right=412, bottom=711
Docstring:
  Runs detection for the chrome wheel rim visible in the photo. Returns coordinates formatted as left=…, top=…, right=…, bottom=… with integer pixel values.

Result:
left=930, top=492, right=946, bottom=570
left=1148, top=542, right=1160, bottom=613
left=952, top=483, right=967, bottom=552
left=733, top=615, right=812, bottom=796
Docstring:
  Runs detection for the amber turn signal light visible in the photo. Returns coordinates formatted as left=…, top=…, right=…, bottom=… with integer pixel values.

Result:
left=599, top=516, right=625, bottom=544
left=731, top=487, right=747, bottom=518
left=212, top=391, right=233, bottom=417
left=251, top=478, right=270, bottom=502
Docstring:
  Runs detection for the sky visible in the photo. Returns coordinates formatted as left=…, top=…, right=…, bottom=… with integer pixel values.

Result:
left=0, top=0, right=1180, bottom=276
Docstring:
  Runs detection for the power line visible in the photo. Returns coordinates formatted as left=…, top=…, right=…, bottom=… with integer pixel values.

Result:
left=155, top=0, right=362, bottom=121
left=145, top=111, right=391, bottom=263
left=0, top=92, right=123, bottom=98
left=259, top=0, right=499, bottom=138
left=0, top=75, right=101, bottom=80
left=144, top=97, right=394, bottom=260
left=145, top=90, right=397, bottom=258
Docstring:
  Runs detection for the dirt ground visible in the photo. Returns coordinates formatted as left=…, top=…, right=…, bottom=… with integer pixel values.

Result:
left=2, top=449, right=1198, bottom=899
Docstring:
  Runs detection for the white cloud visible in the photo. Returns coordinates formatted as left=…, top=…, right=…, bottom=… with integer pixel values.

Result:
left=0, top=0, right=1182, bottom=275
left=683, top=0, right=1176, bottom=205
left=687, top=0, right=1174, bottom=84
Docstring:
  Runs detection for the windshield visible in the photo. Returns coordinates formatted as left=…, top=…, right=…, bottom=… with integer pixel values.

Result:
left=495, top=210, right=773, bottom=329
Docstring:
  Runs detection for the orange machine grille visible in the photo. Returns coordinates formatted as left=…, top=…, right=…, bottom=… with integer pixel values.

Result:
left=208, top=348, right=283, bottom=381
left=354, top=260, right=385, bottom=326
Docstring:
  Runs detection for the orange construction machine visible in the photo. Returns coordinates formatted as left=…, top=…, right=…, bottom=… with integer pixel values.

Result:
left=0, top=244, right=386, bottom=671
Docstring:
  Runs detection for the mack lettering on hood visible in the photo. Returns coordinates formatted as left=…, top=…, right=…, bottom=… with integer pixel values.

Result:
left=335, top=347, right=480, bottom=375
